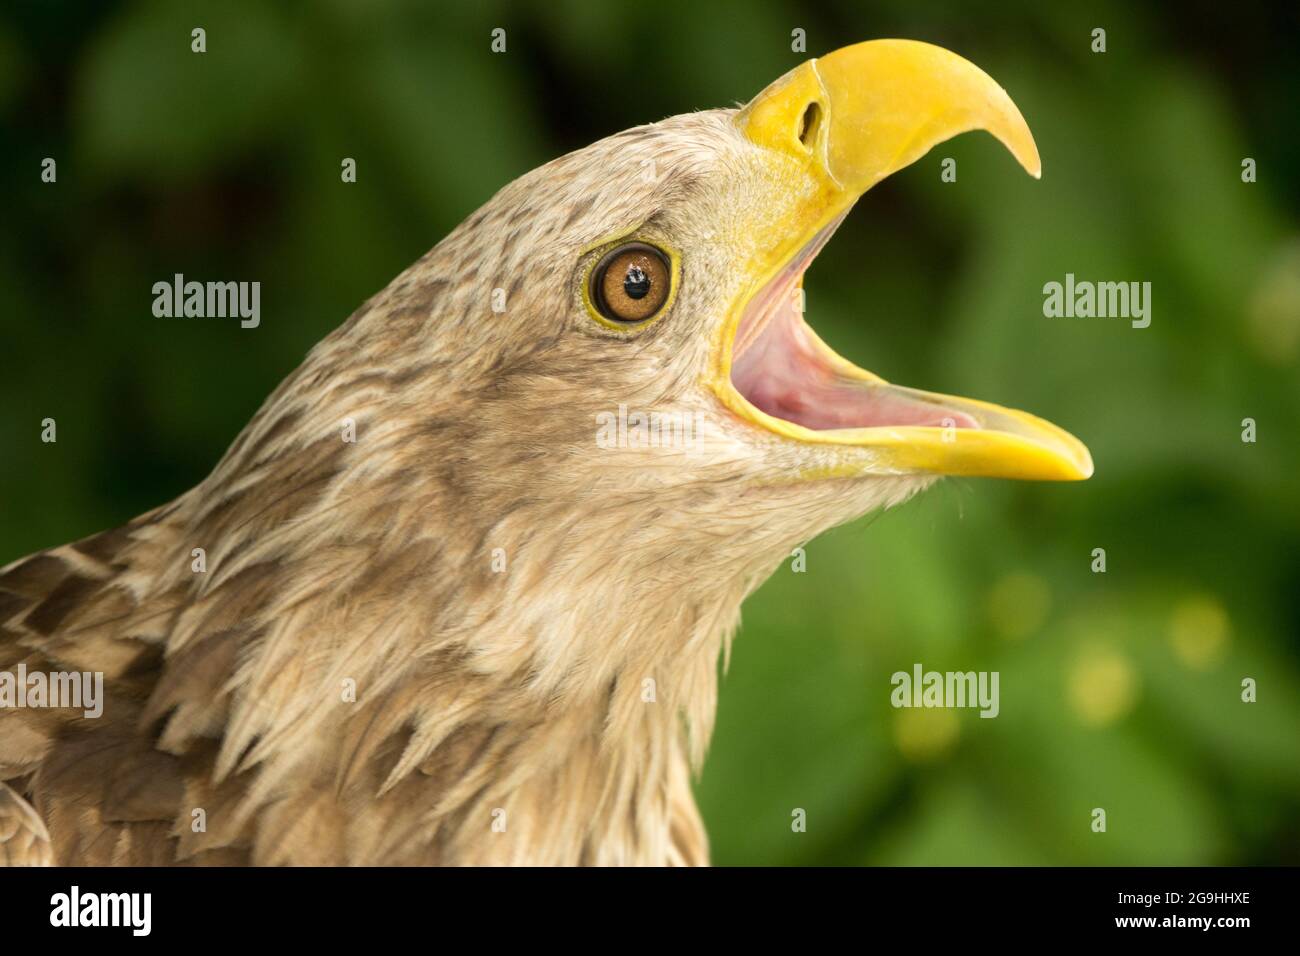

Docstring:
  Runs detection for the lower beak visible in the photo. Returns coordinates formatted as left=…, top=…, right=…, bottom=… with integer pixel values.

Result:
left=798, top=377, right=1095, bottom=482
left=724, top=40, right=1091, bottom=482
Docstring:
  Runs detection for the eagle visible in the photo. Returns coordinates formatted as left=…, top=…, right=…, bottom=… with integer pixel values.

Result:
left=0, top=40, right=1090, bottom=866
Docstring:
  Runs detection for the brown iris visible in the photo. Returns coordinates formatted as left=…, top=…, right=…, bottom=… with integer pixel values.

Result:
left=591, top=243, right=671, bottom=323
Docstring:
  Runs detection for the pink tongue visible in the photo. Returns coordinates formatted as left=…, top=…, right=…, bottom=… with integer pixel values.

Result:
left=731, top=296, right=979, bottom=432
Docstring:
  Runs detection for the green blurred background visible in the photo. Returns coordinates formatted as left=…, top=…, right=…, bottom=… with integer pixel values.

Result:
left=2, top=0, right=1297, bottom=864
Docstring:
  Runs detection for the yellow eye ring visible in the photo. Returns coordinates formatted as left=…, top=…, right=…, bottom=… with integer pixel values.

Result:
left=580, top=237, right=680, bottom=332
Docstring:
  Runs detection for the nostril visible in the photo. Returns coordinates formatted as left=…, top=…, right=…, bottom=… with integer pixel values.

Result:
left=797, top=101, right=821, bottom=147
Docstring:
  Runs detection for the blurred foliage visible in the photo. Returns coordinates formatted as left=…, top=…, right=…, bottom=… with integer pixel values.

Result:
left=1, top=0, right=1297, bottom=865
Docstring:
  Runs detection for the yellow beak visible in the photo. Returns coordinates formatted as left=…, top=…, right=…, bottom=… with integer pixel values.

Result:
left=723, top=40, right=1091, bottom=482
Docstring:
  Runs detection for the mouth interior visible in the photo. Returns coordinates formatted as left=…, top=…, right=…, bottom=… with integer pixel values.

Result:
left=729, top=220, right=980, bottom=433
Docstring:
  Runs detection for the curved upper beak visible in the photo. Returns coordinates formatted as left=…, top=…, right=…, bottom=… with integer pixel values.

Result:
left=722, top=40, right=1091, bottom=482
left=738, top=39, right=1040, bottom=190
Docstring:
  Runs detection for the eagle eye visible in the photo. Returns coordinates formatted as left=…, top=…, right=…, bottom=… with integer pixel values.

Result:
left=590, top=242, right=672, bottom=323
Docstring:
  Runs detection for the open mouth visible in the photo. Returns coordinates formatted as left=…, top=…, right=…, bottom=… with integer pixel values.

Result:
left=714, top=214, right=1094, bottom=481
left=707, top=38, right=1092, bottom=481
left=730, top=215, right=980, bottom=434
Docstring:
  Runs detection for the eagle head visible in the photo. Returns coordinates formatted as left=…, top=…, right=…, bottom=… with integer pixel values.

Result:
left=370, top=40, right=1090, bottom=588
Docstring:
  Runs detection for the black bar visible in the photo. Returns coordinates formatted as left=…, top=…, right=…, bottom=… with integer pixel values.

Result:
left=0, top=866, right=1282, bottom=941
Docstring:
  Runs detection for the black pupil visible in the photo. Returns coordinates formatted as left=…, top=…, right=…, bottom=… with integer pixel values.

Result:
left=623, top=265, right=651, bottom=300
